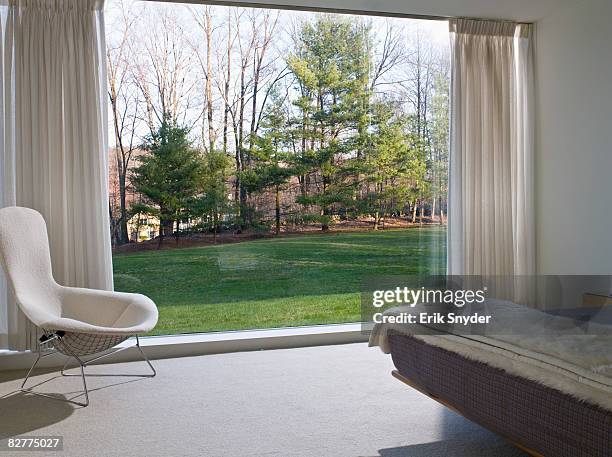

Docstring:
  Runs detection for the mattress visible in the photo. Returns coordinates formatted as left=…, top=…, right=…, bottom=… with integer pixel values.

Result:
left=370, top=300, right=612, bottom=411
left=388, top=333, right=612, bottom=457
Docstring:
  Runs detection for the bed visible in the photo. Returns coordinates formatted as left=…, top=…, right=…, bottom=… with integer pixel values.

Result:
left=369, top=300, right=612, bottom=457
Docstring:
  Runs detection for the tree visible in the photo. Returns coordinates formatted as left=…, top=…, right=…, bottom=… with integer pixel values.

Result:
left=240, top=91, right=293, bottom=235
left=430, top=68, right=449, bottom=224
left=191, top=5, right=217, bottom=152
left=362, top=102, right=426, bottom=229
left=133, top=9, right=197, bottom=135
left=227, top=9, right=281, bottom=226
left=189, top=151, right=232, bottom=241
left=107, top=0, right=141, bottom=244
left=106, top=1, right=450, bottom=239
left=131, top=120, right=203, bottom=247
left=400, top=27, right=437, bottom=221
left=288, top=16, right=371, bottom=231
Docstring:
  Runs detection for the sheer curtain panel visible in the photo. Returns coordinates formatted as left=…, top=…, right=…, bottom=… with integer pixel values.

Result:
left=447, top=19, right=535, bottom=276
left=0, top=0, right=111, bottom=351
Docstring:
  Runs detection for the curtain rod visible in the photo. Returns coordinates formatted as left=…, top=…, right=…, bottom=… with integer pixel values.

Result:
left=142, top=0, right=533, bottom=25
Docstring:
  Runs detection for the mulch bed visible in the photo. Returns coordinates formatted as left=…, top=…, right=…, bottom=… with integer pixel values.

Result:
left=112, top=218, right=444, bottom=254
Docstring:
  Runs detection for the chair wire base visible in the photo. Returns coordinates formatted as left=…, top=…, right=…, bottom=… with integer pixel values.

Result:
left=20, top=335, right=155, bottom=407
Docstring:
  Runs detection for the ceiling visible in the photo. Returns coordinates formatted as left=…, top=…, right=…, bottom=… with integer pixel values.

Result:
left=174, top=0, right=580, bottom=22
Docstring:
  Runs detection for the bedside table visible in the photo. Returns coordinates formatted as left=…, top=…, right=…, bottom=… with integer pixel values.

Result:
left=583, top=293, right=612, bottom=307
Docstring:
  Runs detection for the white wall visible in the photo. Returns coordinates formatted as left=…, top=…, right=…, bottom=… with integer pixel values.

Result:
left=535, top=0, right=612, bottom=274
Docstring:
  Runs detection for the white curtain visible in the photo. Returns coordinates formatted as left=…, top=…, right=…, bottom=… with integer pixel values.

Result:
left=0, top=0, right=112, bottom=351
left=447, top=19, right=535, bottom=277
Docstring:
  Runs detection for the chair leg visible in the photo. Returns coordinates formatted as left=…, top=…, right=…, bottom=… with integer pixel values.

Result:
left=20, top=352, right=41, bottom=390
left=22, top=335, right=155, bottom=407
left=135, top=335, right=156, bottom=377
left=21, top=351, right=90, bottom=407
left=77, top=361, right=90, bottom=407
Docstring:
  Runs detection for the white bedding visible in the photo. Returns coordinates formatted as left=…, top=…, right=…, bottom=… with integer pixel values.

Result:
left=369, top=300, right=612, bottom=411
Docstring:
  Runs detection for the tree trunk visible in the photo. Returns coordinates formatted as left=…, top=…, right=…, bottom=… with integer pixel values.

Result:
left=213, top=210, right=218, bottom=243
left=157, top=228, right=164, bottom=249
left=205, top=8, right=215, bottom=152
left=275, top=185, right=281, bottom=236
left=249, top=55, right=261, bottom=150
left=419, top=201, right=425, bottom=225
left=157, top=216, right=172, bottom=249
left=300, top=112, right=308, bottom=198
left=431, top=196, right=437, bottom=224
left=321, top=176, right=329, bottom=232
left=223, top=12, right=231, bottom=154
left=109, top=204, right=118, bottom=246
left=374, top=182, right=383, bottom=230
left=248, top=15, right=274, bottom=151
left=109, top=71, right=132, bottom=246
left=237, top=22, right=249, bottom=224
left=234, top=142, right=241, bottom=212
left=118, top=169, right=129, bottom=244
left=321, top=209, right=329, bottom=232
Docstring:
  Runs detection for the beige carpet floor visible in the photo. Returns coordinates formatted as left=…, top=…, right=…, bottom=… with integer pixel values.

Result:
left=0, top=343, right=527, bottom=457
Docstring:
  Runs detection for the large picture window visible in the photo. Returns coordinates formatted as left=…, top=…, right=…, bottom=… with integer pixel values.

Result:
left=106, top=0, right=450, bottom=335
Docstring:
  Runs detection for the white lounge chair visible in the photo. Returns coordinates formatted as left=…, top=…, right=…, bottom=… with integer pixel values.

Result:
left=0, top=206, right=158, bottom=406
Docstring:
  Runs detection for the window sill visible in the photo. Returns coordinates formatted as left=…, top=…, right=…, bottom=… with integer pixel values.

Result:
left=0, top=323, right=368, bottom=372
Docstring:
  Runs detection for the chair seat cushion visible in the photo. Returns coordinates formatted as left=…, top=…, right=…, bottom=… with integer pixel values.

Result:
left=40, top=288, right=159, bottom=335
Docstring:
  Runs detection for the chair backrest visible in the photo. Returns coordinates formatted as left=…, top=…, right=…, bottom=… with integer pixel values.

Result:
left=0, top=206, right=61, bottom=325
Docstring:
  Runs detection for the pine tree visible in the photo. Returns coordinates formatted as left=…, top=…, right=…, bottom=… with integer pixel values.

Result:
left=188, top=150, right=232, bottom=241
left=240, top=91, right=293, bottom=235
left=288, top=16, right=371, bottom=231
left=131, top=120, right=203, bottom=247
left=363, top=102, right=426, bottom=229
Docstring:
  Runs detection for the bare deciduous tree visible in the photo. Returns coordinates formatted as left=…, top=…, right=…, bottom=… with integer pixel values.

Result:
left=191, top=5, right=217, bottom=152
left=107, top=0, right=142, bottom=244
left=134, top=9, right=198, bottom=131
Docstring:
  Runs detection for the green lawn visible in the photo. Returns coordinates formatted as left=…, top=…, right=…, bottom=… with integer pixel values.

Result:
left=113, top=227, right=446, bottom=335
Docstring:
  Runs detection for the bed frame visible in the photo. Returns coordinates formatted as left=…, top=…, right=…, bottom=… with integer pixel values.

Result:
left=387, top=333, right=612, bottom=457
left=391, top=370, right=543, bottom=457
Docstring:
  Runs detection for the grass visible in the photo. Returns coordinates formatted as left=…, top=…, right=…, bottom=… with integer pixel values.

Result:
left=113, top=227, right=447, bottom=335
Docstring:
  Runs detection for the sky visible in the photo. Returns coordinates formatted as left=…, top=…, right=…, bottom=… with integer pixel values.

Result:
left=105, top=1, right=450, bottom=47
left=105, top=0, right=450, bottom=148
